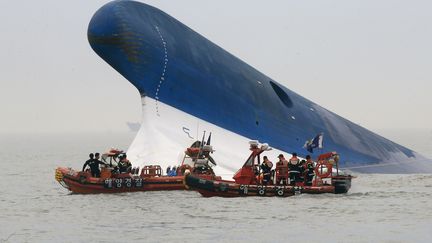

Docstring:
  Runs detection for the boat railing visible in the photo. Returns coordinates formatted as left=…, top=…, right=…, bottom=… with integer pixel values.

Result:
left=141, top=165, right=162, bottom=177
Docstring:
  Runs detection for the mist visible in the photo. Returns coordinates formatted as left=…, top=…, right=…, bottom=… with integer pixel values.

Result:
left=1, top=0, right=431, bottom=135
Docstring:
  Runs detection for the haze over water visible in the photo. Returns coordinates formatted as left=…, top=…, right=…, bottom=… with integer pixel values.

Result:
left=0, top=130, right=431, bottom=242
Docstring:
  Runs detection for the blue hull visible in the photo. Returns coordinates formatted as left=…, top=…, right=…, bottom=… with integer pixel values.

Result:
left=88, top=1, right=432, bottom=173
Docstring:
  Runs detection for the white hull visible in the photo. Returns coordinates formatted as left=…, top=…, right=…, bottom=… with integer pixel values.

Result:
left=127, top=97, right=288, bottom=179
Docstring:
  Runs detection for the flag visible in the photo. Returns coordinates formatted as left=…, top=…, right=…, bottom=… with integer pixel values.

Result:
left=303, top=133, right=323, bottom=153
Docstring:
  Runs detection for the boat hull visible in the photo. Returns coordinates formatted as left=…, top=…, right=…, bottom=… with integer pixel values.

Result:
left=55, top=167, right=216, bottom=194
left=184, top=173, right=352, bottom=197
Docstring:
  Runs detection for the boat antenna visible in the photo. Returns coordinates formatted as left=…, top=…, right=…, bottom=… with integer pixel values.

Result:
left=196, top=131, right=206, bottom=160
left=201, top=131, right=206, bottom=146
left=206, top=132, right=212, bottom=146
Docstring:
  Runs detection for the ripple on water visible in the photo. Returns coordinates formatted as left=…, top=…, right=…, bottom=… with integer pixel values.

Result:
left=2, top=134, right=432, bottom=242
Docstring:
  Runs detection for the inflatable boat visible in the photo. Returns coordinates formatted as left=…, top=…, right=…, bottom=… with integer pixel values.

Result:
left=184, top=141, right=353, bottom=197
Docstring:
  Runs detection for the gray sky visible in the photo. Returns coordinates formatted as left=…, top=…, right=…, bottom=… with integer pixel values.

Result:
left=1, top=0, right=431, bottom=135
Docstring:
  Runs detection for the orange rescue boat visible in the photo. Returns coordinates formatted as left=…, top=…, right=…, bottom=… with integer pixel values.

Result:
left=184, top=141, right=353, bottom=197
left=55, top=144, right=221, bottom=194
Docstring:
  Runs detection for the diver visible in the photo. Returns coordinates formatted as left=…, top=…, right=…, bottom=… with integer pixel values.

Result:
left=118, top=153, right=132, bottom=173
left=82, top=153, right=106, bottom=177
left=288, top=152, right=301, bottom=185
left=82, top=153, right=94, bottom=172
left=260, top=156, right=273, bottom=185
left=94, top=152, right=103, bottom=165
left=94, top=152, right=108, bottom=176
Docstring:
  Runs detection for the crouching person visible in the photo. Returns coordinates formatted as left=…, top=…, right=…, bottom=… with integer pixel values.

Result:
left=118, top=153, right=132, bottom=173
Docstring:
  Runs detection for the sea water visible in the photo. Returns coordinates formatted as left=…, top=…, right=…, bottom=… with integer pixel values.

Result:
left=0, top=131, right=431, bottom=243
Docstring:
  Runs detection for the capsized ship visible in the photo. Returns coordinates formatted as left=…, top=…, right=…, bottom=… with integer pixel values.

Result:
left=88, top=0, right=432, bottom=176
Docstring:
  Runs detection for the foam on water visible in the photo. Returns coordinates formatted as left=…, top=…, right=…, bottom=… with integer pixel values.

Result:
left=0, top=132, right=431, bottom=242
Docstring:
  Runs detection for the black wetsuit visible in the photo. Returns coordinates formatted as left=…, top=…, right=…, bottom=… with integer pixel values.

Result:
left=82, top=159, right=105, bottom=177
left=82, top=159, right=92, bottom=172
left=260, top=163, right=272, bottom=184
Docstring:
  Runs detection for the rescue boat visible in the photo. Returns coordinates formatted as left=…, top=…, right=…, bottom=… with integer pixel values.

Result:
left=184, top=141, right=353, bottom=197
left=55, top=143, right=221, bottom=194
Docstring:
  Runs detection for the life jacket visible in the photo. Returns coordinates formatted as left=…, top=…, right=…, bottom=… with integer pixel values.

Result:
left=276, top=160, right=288, bottom=177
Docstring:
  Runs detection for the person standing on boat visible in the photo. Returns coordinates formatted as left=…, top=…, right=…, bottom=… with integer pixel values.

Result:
left=94, top=152, right=103, bottom=165
left=82, top=153, right=105, bottom=177
left=288, top=153, right=301, bottom=185
left=82, top=153, right=94, bottom=172
left=93, top=152, right=107, bottom=177
left=304, top=155, right=315, bottom=185
left=277, top=154, right=288, bottom=166
left=260, top=156, right=273, bottom=184
left=275, top=154, right=289, bottom=184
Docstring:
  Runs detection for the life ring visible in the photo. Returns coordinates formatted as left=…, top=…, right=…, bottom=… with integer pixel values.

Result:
left=314, top=161, right=332, bottom=178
